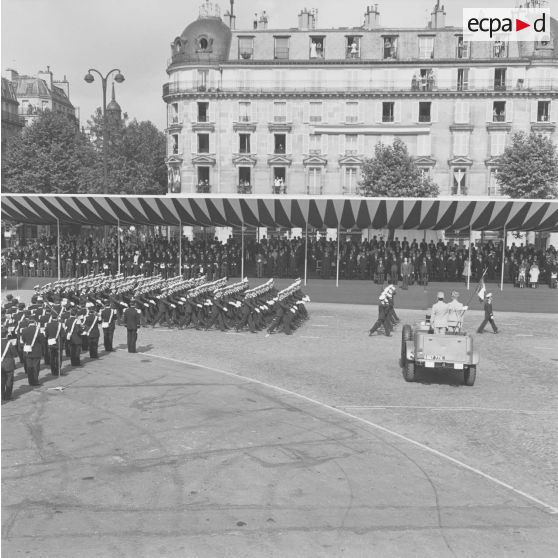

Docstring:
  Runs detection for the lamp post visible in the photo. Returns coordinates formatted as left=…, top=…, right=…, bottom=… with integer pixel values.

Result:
left=84, top=68, right=125, bottom=194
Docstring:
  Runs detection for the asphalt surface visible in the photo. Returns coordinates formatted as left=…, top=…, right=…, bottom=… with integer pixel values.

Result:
left=2, top=303, right=557, bottom=557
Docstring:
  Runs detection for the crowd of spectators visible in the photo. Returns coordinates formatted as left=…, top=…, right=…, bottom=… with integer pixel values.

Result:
left=2, top=232, right=557, bottom=287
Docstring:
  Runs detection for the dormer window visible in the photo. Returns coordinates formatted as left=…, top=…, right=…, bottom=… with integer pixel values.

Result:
left=196, top=36, right=213, bottom=53
left=310, top=37, right=325, bottom=59
left=174, top=39, right=182, bottom=54
left=346, top=36, right=360, bottom=59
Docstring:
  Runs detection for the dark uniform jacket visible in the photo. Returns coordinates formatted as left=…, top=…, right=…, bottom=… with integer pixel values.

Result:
left=1, top=337, right=19, bottom=371
left=65, top=317, right=84, bottom=344
left=20, top=325, right=44, bottom=358
left=123, top=307, right=141, bottom=330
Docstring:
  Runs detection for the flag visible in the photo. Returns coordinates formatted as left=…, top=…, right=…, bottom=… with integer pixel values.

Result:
left=477, top=279, right=486, bottom=302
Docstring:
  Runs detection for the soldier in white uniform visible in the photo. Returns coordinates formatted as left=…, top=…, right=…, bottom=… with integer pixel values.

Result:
left=430, top=291, right=449, bottom=334
left=447, top=290, right=468, bottom=333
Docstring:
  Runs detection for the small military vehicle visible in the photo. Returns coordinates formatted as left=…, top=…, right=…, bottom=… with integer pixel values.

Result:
left=400, top=316, right=479, bottom=386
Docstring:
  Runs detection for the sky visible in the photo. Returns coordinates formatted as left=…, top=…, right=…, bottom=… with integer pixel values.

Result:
left=2, top=0, right=556, bottom=131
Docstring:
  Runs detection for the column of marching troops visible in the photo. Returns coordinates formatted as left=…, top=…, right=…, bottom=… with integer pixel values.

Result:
left=1, top=273, right=311, bottom=401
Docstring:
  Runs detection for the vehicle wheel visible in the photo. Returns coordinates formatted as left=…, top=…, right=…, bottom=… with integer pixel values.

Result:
left=404, top=361, right=416, bottom=382
left=464, top=365, right=476, bottom=386
left=401, top=325, right=412, bottom=367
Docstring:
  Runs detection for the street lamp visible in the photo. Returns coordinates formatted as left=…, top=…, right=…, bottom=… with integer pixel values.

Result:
left=84, top=68, right=125, bottom=194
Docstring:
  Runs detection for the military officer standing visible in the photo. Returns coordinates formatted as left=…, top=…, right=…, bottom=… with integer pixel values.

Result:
left=123, top=300, right=141, bottom=353
left=45, top=314, right=64, bottom=375
left=65, top=309, right=84, bottom=366
left=100, top=300, right=118, bottom=351
left=83, top=303, right=100, bottom=358
left=2, top=327, right=19, bottom=400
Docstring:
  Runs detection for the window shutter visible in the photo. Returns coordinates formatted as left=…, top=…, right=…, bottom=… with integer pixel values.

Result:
left=530, top=100, right=538, bottom=122
left=412, top=102, right=419, bottom=123
left=207, top=102, right=213, bottom=123
left=462, top=101, right=470, bottom=123
left=269, top=103, right=274, bottom=123
left=321, top=134, right=329, bottom=154
left=394, top=101, right=402, bottom=123
left=454, top=100, right=461, bottom=123
left=506, top=100, right=513, bottom=122
left=253, top=132, right=258, bottom=154
left=286, top=134, right=292, bottom=154
left=338, top=134, right=345, bottom=154
left=191, top=102, right=197, bottom=123
left=358, top=134, right=364, bottom=154
left=551, top=100, right=556, bottom=123
left=359, top=101, right=366, bottom=123
left=374, top=101, right=382, bottom=123
left=431, top=101, right=438, bottom=122
left=286, top=102, right=293, bottom=122
left=486, top=100, right=493, bottom=122
left=302, top=134, right=309, bottom=154
left=303, top=102, right=309, bottom=124
left=268, top=134, right=273, bottom=154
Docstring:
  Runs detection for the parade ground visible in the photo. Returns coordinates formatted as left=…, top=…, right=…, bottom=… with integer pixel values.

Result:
left=2, top=292, right=557, bottom=557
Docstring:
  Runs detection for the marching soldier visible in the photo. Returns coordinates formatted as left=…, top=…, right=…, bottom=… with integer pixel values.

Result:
left=368, top=296, right=392, bottom=337
left=123, top=300, right=141, bottom=353
left=65, top=309, right=84, bottom=366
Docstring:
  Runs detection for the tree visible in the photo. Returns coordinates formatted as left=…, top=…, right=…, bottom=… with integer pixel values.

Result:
left=87, top=111, right=167, bottom=195
left=2, top=110, right=101, bottom=193
left=359, top=138, right=439, bottom=197
left=496, top=132, right=558, bottom=199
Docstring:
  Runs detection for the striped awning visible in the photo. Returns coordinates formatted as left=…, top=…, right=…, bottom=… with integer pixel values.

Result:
left=1, top=194, right=557, bottom=231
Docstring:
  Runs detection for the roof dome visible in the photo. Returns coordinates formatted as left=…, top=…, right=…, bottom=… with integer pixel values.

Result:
left=170, top=3, right=231, bottom=66
left=106, top=83, right=121, bottom=114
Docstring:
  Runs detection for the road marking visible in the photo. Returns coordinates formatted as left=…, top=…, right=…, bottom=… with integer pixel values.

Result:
left=340, top=405, right=557, bottom=415
left=532, top=347, right=555, bottom=350
left=311, top=325, right=329, bottom=328
left=315, top=315, right=334, bottom=318
left=515, top=334, right=534, bottom=337
left=300, top=336, right=320, bottom=339
left=147, top=352, right=558, bottom=516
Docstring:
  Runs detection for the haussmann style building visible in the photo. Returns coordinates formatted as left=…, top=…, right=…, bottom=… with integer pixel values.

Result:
left=163, top=1, right=557, bottom=200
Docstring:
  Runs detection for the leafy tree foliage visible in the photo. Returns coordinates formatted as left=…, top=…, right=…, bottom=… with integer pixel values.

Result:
left=359, top=138, right=439, bottom=197
left=496, top=132, right=558, bottom=199
left=87, top=110, right=167, bottom=195
left=2, top=110, right=101, bottom=193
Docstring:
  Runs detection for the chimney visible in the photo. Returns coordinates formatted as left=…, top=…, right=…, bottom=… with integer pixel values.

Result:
left=224, top=0, right=236, bottom=29
left=38, top=66, right=53, bottom=90
left=298, top=8, right=309, bottom=29
left=53, top=75, right=70, bottom=99
left=430, top=1, right=446, bottom=28
left=364, top=5, right=380, bottom=30
left=3, top=68, right=19, bottom=81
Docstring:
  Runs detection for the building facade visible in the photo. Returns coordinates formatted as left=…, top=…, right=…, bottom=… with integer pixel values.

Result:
left=163, top=1, right=557, bottom=198
left=1, top=77, right=24, bottom=150
left=3, top=67, right=76, bottom=127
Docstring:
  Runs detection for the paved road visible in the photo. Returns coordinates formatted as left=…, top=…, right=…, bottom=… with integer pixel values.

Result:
left=2, top=304, right=557, bottom=557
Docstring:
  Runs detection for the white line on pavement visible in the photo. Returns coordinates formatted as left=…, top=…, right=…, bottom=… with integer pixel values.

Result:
left=515, top=334, right=534, bottom=337
left=147, top=352, right=558, bottom=516
left=340, top=405, right=557, bottom=414
left=315, top=315, right=334, bottom=318
left=311, top=325, right=329, bottom=328
left=300, top=336, right=320, bottom=339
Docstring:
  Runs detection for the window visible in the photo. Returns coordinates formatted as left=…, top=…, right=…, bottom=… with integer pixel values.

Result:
left=197, top=102, right=209, bottom=122
left=457, top=68, right=469, bottom=91
left=452, top=168, right=467, bottom=195
left=197, top=133, right=209, bottom=153
left=309, top=102, right=322, bottom=123
left=538, top=101, right=550, bottom=122
left=198, top=37, right=209, bottom=51
left=172, top=134, right=179, bottom=154
left=419, top=167, right=432, bottom=184
left=346, top=36, right=360, bottom=59
left=345, top=134, right=358, bottom=154
left=383, top=36, right=398, bottom=59
left=273, top=101, right=287, bottom=122
left=170, top=103, right=179, bottom=124
left=309, top=134, right=321, bottom=153
left=274, top=37, right=289, bottom=59
left=419, top=36, right=434, bottom=59
left=345, top=102, right=358, bottom=123
left=494, top=68, right=507, bottom=91
left=453, top=132, right=469, bottom=156
left=238, top=37, right=254, bottom=60
left=238, top=101, right=251, bottom=122
left=493, top=101, right=506, bottom=122
left=488, top=168, right=501, bottom=196
left=454, top=100, right=470, bottom=124
left=310, top=37, right=324, bottom=59
left=490, top=132, right=507, bottom=156
left=238, top=167, right=251, bottom=193
left=344, top=167, right=358, bottom=194
left=418, top=102, right=431, bottom=123
left=273, top=167, right=286, bottom=194
left=239, top=133, right=251, bottom=153
left=493, top=41, right=507, bottom=58
left=274, top=134, right=286, bottom=154
left=307, top=167, right=322, bottom=195
left=418, top=69, right=436, bottom=91
left=197, top=70, right=208, bottom=91
left=456, top=35, right=469, bottom=58
left=382, top=102, right=394, bottom=123
left=197, top=167, right=210, bottom=192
